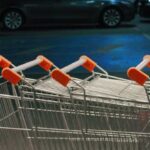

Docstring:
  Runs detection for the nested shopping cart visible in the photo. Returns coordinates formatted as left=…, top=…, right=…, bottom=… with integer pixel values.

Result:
left=0, top=55, right=150, bottom=150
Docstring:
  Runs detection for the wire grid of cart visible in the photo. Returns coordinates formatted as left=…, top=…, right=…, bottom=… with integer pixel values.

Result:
left=0, top=55, right=150, bottom=150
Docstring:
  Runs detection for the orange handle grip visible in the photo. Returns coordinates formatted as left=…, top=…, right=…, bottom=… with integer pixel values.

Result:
left=0, top=55, right=12, bottom=68
left=37, top=55, right=54, bottom=71
left=2, top=68, right=22, bottom=85
left=51, top=69, right=71, bottom=87
left=127, top=55, right=150, bottom=85
left=127, top=67, right=149, bottom=85
left=80, top=55, right=96, bottom=72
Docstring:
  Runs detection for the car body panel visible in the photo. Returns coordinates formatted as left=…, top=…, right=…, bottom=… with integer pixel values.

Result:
left=23, top=0, right=101, bottom=23
left=139, top=0, right=150, bottom=18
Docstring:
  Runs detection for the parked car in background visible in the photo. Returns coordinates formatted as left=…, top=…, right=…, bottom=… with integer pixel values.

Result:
left=0, top=0, right=136, bottom=30
left=139, top=0, right=150, bottom=18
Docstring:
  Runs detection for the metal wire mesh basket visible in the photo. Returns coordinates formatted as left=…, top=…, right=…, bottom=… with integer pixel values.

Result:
left=0, top=55, right=150, bottom=150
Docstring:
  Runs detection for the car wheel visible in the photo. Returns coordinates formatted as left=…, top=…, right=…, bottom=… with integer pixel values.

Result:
left=2, top=10, right=24, bottom=30
left=101, top=8, right=122, bottom=27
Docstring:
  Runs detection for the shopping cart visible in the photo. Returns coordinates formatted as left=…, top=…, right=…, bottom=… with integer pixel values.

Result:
left=0, top=55, right=150, bottom=150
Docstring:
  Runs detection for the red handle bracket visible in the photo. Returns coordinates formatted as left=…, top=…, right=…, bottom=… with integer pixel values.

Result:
left=0, top=55, right=12, bottom=68
left=127, top=67, right=149, bottom=85
left=51, top=69, right=71, bottom=87
left=2, top=68, right=22, bottom=85
left=37, top=55, right=53, bottom=71
left=80, top=55, right=96, bottom=72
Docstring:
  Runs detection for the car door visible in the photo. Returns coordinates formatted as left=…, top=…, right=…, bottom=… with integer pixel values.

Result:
left=23, top=0, right=61, bottom=22
left=23, top=0, right=100, bottom=23
left=57, top=0, right=100, bottom=23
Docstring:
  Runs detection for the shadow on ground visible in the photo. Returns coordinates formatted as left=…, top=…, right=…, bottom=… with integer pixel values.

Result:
left=0, top=22, right=136, bottom=33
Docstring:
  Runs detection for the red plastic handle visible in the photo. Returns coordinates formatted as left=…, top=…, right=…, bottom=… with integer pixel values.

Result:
left=127, top=67, right=149, bottom=85
left=80, top=55, right=96, bottom=72
left=38, top=55, right=53, bottom=71
left=51, top=69, right=71, bottom=87
left=0, top=55, right=12, bottom=68
left=2, top=68, right=22, bottom=85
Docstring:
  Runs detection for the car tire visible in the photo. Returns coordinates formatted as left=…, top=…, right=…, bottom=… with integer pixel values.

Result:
left=2, top=9, right=24, bottom=30
left=101, top=7, right=122, bottom=27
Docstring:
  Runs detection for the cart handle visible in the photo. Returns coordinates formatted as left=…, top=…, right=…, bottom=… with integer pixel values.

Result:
left=127, top=55, right=150, bottom=85
left=51, top=56, right=90, bottom=87
left=51, top=55, right=108, bottom=87
left=62, top=55, right=108, bottom=76
left=13, top=55, right=53, bottom=72
left=0, top=55, right=12, bottom=68
left=61, top=55, right=96, bottom=73
left=2, top=55, right=54, bottom=85
left=51, top=55, right=96, bottom=87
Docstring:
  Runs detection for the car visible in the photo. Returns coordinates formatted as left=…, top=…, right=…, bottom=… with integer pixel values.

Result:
left=0, top=0, right=136, bottom=30
left=139, top=0, right=150, bottom=18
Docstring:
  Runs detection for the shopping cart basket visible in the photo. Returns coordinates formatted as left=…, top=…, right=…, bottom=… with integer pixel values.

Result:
left=0, top=55, right=150, bottom=150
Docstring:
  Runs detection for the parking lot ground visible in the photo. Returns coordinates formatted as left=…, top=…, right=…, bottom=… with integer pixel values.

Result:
left=0, top=16, right=150, bottom=77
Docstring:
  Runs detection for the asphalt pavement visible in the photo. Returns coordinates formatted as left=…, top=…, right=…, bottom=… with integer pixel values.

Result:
left=0, top=15, right=150, bottom=78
